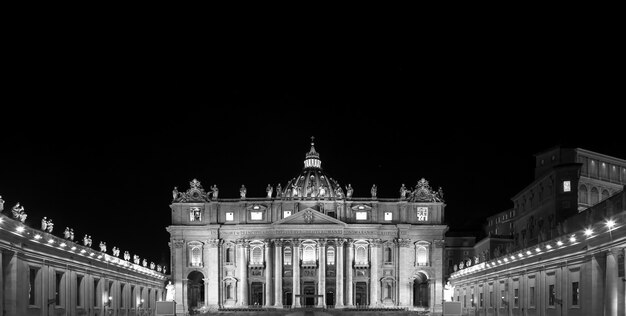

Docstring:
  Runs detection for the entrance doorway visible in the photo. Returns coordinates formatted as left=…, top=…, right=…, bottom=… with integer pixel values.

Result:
left=250, top=282, right=264, bottom=306
left=413, top=273, right=429, bottom=307
left=355, top=282, right=368, bottom=306
left=284, top=291, right=292, bottom=306
left=187, top=271, right=205, bottom=310
left=326, top=289, right=335, bottom=306
left=303, top=283, right=316, bottom=306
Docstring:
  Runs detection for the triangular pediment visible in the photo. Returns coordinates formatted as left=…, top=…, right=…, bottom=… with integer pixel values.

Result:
left=272, top=208, right=346, bottom=226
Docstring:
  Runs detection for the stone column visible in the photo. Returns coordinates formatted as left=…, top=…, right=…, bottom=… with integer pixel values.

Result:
left=317, top=239, right=327, bottom=308
left=397, top=238, right=412, bottom=307
left=605, top=248, right=619, bottom=316
left=172, top=239, right=186, bottom=315
left=345, top=239, right=354, bottom=307
left=274, top=240, right=283, bottom=308
left=369, top=239, right=380, bottom=307
left=264, top=240, right=273, bottom=307
left=237, top=239, right=249, bottom=306
left=292, top=239, right=301, bottom=308
left=206, top=239, right=220, bottom=308
left=335, top=238, right=345, bottom=308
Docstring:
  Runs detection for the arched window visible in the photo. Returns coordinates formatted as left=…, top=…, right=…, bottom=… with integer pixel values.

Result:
left=384, top=247, right=392, bottom=263
left=284, top=247, right=292, bottom=265
left=356, top=246, right=367, bottom=264
left=590, top=187, right=599, bottom=205
left=226, top=248, right=234, bottom=263
left=190, top=246, right=202, bottom=267
left=416, top=246, right=428, bottom=265
left=327, top=247, right=335, bottom=265
left=579, top=185, right=588, bottom=204
left=303, top=245, right=316, bottom=263
left=251, top=246, right=263, bottom=264
left=601, top=189, right=610, bottom=201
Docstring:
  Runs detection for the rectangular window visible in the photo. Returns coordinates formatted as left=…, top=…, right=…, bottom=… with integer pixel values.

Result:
left=471, top=294, right=474, bottom=307
left=225, top=212, right=234, bottom=221
left=29, top=267, right=38, bottom=305
left=189, top=207, right=202, bottom=221
left=479, top=292, right=483, bottom=307
left=548, top=285, right=555, bottom=306
left=356, top=212, right=367, bottom=220
left=384, top=212, right=392, bottom=221
left=283, top=210, right=291, bottom=218
left=501, top=290, right=505, bottom=308
left=464, top=294, right=466, bottom=307
left=514, top=289, right=519, bottom=307
left=572, top=282, right=579, bottom=306
left=250, top=212, right=262, bottom=220
left=489, top=290, right=493, bottom=307
left=563, top=180, right=571, bottom=192
left=529, top=286, right=535, bottom=307
left=55, top=272, right=63, bottom=306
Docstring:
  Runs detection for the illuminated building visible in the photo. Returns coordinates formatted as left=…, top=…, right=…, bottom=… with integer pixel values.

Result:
left=167, top=140, right=448, bottom=314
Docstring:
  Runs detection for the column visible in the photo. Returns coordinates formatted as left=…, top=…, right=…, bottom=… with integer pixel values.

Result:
left=274, top=240, right=283, bottom=308
left=397, top=238, right=412, bottom=307
left=172, top=239, right=186, bottom=315
left=335, top=238, right=345, bottom=308
left=292, top=239, right=301, bottom=307
left=605, top=248, right=619, bottom=316
left=369, top=239, right=380, bottom=307
left=345, top=239, right=354, bottom=307
left=264, top=240, right=273, bottom=307
left=237, top=239, right=249, bottom=306
left=206, top=239, right=220, bottom=308
left=317, top=239, right=327, bottom=307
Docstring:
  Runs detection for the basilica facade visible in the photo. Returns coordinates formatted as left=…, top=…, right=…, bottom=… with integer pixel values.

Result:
left=167, top=142, right=448, bottom=314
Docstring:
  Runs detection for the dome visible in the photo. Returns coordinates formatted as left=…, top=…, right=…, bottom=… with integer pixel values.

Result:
left=280, top=138, right=344, bottom=199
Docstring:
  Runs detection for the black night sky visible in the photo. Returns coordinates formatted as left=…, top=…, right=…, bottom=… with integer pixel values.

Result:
left=1, top=24, right=623, bottom=269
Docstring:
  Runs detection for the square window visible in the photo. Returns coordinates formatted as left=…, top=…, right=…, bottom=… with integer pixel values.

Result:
left=356, top=212, right=367, bottom=220
left=563, top=181, right=571, bottom=192
left=251, top=212, right=263, bottom=220
left=225, top=212, right=234, bottom=221
left=384, top=212, right=392, bottom=221
left=283, top=211, right=292, bottom=218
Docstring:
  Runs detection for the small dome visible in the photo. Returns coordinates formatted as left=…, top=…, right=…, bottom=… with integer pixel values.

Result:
left=280, top=137, right=344, bottom=199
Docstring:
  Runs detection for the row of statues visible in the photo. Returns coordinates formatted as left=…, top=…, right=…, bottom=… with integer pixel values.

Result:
left=173, top=182, right=441, bottom=200
left=1, top=196, right=167, bottom=274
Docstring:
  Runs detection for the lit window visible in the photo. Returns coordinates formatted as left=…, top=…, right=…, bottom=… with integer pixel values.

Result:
left=225, top=212, right=234, bottom=221
left=302, top=245, right=315, bottom=263
left=356, top=212, right=367, bottom=220
left=327, top=247, right=335, bottom=265
left=563, top=181, right=571, bottom=192
left=417, top=207, right=428, bottom=221
left=251, top=247, right=263, bottom=264
left=416, top=246, right=428, bottom=265
left=384, top=212, right=393, bottom=221
left=190, top=247, right=202, bottom=267
left=251, top=212, right=262, bottom=220
left=189, top=207, right=202, bottom=222
left=284, top=247, right=292, bottom=265
left=283, top=211, right=291, bottom=218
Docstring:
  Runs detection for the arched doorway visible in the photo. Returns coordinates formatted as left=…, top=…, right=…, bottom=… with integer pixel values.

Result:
left=187, top=271, right=205, bottom=310
left=413, top=272, right=429, bottom=307
left=355, top=282, right=368, bottom=306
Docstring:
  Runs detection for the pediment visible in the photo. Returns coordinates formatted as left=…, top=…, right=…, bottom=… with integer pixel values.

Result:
left=272, top=208, right=346, bottom=226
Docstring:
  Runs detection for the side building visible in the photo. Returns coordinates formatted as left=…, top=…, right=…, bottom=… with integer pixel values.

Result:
left=0, top=209, right=166, bottom=316
left=167, top=141, right=449, bottom=314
